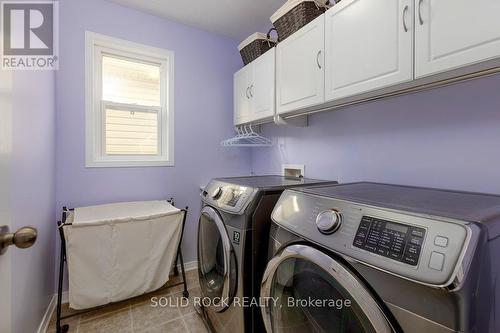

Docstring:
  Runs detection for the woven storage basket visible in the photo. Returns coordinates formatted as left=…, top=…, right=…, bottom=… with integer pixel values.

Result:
left=272, top=0, right=336, bottom=42
left=238, top=29, right=277, bottom=66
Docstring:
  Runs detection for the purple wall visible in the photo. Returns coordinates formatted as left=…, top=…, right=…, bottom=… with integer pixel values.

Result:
left=11, top=72, right=56, bottom=333
left=251, top=74, right=500, bottom=194
left=55, top=0, right=251, bottom=266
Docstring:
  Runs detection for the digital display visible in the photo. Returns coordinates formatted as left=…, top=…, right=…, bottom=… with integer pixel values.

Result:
left=385, top=222, right=408, bottom=233
left=353, top=216, right=426, bottom=266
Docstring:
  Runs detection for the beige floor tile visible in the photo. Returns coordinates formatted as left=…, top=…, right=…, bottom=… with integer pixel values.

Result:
left=48, top=303, right=80, bottom=325
left=172, top=286, right=201, bottom=316
left=183, top=312, right=209, bottom=333
left=131, top=298, right=182, bottom=332
left=78, top=308, right=132, bottom=333
left=79, top=301, right=131, bottom=323
left=136, top=318, right=187, bottom=333
left=164, top=283, right=186, bottom=296
left=45, top=315, right=80, bottom=333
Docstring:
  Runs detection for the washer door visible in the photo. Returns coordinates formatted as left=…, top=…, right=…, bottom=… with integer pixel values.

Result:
left=261, top=244, right=395, bottom=333
left=197, top=206, right=237, bottom=312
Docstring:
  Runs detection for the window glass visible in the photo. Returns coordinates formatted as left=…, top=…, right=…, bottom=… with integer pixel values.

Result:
left=102, top=55, right=161, bottom=106
left=104, top=108, right=158, bottom=155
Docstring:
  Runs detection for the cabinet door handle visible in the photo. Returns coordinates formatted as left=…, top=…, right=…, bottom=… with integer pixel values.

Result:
left=316, top=50, right=322, bottom=69
left=246, top=87, right=250, bottom=99
left=249, top=85, right=254, bottom=98
left=402, top=5, right=409, bottom=32
left=418, top=0, right=424, bottom=25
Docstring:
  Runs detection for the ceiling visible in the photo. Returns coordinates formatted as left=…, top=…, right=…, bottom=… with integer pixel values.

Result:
left=107, top=0, right=285, bottom=41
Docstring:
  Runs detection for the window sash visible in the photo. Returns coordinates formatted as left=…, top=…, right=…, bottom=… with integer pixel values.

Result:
left=101, top=101, right=162, bottom=157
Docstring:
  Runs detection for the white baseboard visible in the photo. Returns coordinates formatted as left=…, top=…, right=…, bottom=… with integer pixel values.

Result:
left=39, top=261, right=198, bottom=333
left=36, top=295, right=57, bottom=333
left=181, top=260, right=198, bottom=272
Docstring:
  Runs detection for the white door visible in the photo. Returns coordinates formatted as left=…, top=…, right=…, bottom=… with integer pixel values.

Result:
left=0, top=70, right=13, bottom=333
left=250, top=48, right=275, bottom=122
left=234, top=65, right=252, bottom=125
left=276, top=15, right=325, bottom=115
left=415, top=0, right=500, bottom=78
left=325, top=0, right=413, bottom=101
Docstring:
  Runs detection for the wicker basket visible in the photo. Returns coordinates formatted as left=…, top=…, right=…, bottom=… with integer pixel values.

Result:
left=272, top=0, right=336, bottom=42
left=238, top=29, right=277, bottom=66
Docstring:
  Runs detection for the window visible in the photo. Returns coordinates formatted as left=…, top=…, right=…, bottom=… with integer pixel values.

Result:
left=85, top=32, right=174, bottom=167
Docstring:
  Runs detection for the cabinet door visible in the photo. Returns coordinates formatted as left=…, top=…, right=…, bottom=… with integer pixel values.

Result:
left=276, top=15, right=325, bottom=114
left=234, top=65, right=251, bottom=125
left=415, top=0, right=500, bottom=78
left=250, top=48, right=275, bottom=122
left=325, top=0, right=413, bottom=101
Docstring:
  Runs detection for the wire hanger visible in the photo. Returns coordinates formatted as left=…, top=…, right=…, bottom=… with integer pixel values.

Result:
left=221, top=125, right=273, bottom=147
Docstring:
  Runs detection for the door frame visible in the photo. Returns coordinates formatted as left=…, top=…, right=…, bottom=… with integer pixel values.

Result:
left=198, top=206, right=236, bottom=312
left=260, top=244, right=395, bottom=333
left=0, top=69, right=13, bottom=333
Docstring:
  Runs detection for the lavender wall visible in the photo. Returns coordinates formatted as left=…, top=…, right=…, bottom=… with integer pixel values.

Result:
left=55, top=0, right=250, bottom=266
left=252, top=74, right=500, bottom=195
left=11, top=72, right=56, bottom=333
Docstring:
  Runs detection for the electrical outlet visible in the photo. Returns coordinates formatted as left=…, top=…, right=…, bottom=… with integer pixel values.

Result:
left=283, top=164, right=305, bottom=178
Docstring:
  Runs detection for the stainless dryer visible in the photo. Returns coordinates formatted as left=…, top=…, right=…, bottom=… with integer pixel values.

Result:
left=262, top=182, right=500, bottom=333
left=197, top=176, right=337, bottom=333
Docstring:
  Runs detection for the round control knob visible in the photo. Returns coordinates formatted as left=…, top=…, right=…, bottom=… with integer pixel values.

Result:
left=211, top=187, right=223, bottom=200
left=316, top=209, right=342, bottom=235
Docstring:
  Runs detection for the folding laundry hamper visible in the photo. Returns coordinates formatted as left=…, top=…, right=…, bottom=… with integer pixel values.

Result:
left=55, top=199, right=189, bottom=333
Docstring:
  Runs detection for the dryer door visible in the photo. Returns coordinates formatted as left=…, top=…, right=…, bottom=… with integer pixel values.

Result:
left=261, top=244, right=395, bottom=333
left=197, top=206, right=237, bottom=312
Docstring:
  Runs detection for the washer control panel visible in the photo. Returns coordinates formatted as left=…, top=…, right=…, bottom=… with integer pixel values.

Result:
left=201, top=180, right=255, bottom=214
left=353, top=216, right=426, bottom=266
left=271, top=190, right=472, bottom=286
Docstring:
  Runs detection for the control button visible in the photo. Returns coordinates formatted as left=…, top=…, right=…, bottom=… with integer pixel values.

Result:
left=353, top=237, right=365, bottom=248
left=363, top=244, right=377, bottom=253
left=409, top=236, right=423, bottom=246
left=411, top=228, right=425, bottom=238
left=355, top=229, right=368, bottom=239
left=434, top=236, right=449, bottom=248
left=316, top=209, right=342, bottom=235
left=401, top=244, right=421, bottom=266
left=211, top=187, right=223, bottom=200
left=429, top=252, right=445, bottom=271
left=361, top=216, right=373, bottom=223
left=402, top=255, right=418, bottom=266
left=376, top=247, right=389, bottom=257
left=405, top=244, right=421, bottom=256
left=388, top=251, right=403, bottom=260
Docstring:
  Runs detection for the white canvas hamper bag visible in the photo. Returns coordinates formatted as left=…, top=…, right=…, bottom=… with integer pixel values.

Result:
left=64, top=200, right=184, bottom=310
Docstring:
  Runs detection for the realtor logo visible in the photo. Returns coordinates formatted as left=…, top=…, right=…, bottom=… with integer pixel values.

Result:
left=1, top=0, right=58, bottom=70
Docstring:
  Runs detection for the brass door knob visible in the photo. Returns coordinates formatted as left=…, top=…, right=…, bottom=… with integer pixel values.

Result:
left=0, top=226, right=37, bottom=255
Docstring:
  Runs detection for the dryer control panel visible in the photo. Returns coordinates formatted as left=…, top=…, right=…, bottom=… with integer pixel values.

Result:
left=201, top=180, right=255, bottom=214
left=353, top=217, right=426, bottom=266
left=271, top=190, right=473, bottom=287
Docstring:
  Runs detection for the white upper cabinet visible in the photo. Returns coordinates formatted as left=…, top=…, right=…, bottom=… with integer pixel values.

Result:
left=251, top=48, right=276, bottom=121
left=234, top=64, right=252, bottom=125
left=325, top=0, right=413, bottom=101
left=415, top=0, right=500, bottom=78
left=276, top=15, right=325, bottom=115
left=234, top=48, right=275, bottom=125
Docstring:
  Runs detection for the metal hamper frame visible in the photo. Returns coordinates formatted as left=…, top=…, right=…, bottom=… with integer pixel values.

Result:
left=55, top=199, right=189, bottom=333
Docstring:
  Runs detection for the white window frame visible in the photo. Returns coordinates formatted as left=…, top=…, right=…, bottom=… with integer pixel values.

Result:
left=85, top=31, right=175, bottom=167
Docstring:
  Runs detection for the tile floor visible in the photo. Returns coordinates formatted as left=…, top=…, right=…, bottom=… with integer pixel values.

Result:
left=47, top=270, right=208, bottom=333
